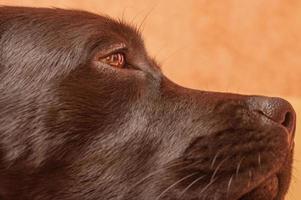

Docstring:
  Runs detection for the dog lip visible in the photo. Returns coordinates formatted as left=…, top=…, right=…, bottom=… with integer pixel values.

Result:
left=256, top=109, right=295, bottom=149
left=277, top=119, right=296, bottom=151
left=238, top=174, right=279, bottom=200
left=235, top=143, right=293, bottom=200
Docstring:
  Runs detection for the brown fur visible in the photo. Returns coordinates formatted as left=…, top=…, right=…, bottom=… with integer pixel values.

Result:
left=0, top=6, right=296, bottom=200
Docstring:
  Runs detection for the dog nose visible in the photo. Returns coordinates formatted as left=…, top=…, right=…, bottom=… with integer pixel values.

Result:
left=247, top=96, right=296, bottom=136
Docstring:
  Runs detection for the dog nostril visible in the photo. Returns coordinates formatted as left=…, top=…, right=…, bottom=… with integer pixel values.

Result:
left=247, top=96, right=296, bottom=149
left=281, top=111, right=294, bottom=132
left=248, top=96, right=296, bottom=134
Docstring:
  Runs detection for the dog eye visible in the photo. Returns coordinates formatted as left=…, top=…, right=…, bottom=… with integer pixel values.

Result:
left=100, top=53, right=125, bottom=68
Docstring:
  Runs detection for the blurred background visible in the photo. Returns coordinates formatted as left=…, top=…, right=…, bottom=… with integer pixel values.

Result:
left=0, top=0, right=300, bottom=199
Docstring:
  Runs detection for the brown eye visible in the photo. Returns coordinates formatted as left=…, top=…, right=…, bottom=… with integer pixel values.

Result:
left=101, top=53, right=125, bottom=68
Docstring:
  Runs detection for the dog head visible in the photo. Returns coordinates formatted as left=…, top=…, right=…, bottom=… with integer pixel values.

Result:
left=0, top=7, right=296, bottom=200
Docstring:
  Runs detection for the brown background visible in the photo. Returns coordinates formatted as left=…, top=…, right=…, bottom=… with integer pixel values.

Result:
left=0, top=0, right=300, bottom=199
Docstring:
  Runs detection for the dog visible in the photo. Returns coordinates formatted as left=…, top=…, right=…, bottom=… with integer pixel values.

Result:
left=0, top=6, right=296, bottom=200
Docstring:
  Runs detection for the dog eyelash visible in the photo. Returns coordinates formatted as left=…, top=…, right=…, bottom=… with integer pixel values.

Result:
left=94, top=52, right=127, bottom=69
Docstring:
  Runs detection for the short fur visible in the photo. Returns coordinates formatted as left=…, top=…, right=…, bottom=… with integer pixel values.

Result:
left=0, top=6, right=296, bottom=200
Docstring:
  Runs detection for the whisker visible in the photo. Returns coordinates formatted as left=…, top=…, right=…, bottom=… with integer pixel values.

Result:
left=160, top=45, right=189, bottom=66
left=179, top=175, right=206, bottom=197
left=121, top=7, right=127, bottom=22
left=210, top=151, right=220, bottom=169
left=155, top=172, right=198, bottom=200
left=247, top=170, right=252, bottom=188
left=137, top=4, right=157, bottom=33
left=129, top=162, right=185, bottom=189
left=199, top=177, right=217, bottom=196
left=211, top=157, right=228, bottom=182
left=226, top=175, right=233, bottom=197
left=236, top=157, right=244, bottom=177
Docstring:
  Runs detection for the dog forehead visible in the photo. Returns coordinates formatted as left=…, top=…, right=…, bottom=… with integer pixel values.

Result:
left=0, top=7, right=144, bottom=79
left=0, top=6, right=143, bottom=49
